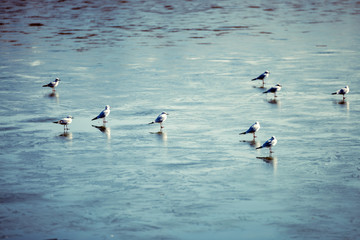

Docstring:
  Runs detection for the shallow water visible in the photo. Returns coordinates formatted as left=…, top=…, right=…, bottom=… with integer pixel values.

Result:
left=1, top=0, right=360, bottom=239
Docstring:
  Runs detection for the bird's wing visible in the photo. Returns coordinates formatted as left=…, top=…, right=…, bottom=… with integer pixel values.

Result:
left=246, top=125, right=255, bottom=133
left=269, top=87, right=277, bottom=93
left=338, top=88, right=347, bottom=94
left=155, top=115, right=165, bottom=123
left=59, top=119, right=68, bottom=125
left=258, top=73, right=266, bottom=79
left=97, top=110, right=106, bottom=119
left=264, top=87, right=273, bottom=93
left=263, top=139, right=272, bottom=147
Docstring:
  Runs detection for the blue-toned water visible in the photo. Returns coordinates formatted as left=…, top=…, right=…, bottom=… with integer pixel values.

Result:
left=1, top=0, right=360, bottom=239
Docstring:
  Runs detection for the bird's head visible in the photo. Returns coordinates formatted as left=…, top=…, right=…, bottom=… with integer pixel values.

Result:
left=105, top=105, right=110, bottom=110
left=55, top=78, right=60, bottom=82
left=265, top=70, right=270, bottom=74
left=275, top=83, right=282, bottom=87
left=161, top=112, right=169, bottom=115
left=271, top=136, right=276, bottom=140
left=67, top=115, right=73, bottom=119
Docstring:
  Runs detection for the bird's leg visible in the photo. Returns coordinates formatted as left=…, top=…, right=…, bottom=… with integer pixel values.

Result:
left=269, top=147, right=274, bottom=154
left=253, top=132, right=256, bottom=139
left=260, top=81, right=265, bottom=88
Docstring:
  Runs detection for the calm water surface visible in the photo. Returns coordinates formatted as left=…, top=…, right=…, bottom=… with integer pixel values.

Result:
left=1, top=0, right=360, bottom=239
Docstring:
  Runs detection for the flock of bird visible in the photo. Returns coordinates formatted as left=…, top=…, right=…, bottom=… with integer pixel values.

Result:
left=242, top=70, right=349, bottom=154
left=43, top=71, right=350, bottom=154
left=245, top=70, right=278, bottom=153
left=43, top=78, right=168, bottom=132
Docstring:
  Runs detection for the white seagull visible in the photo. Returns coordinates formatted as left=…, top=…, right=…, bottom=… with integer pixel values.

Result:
left=239, top=121, right=260, bottom=139
left=256, top=136, right=277, bottom=153
left=263, top=83, right=282, bottom=97
left=53, top=115, right=73, bottom=131
left=43, top=78, right=60, bottom=91
left=252, top=70, right=270, bottom=84
left=149, top=112, right=169, bottom=130
left=332, top=85, right=349, bottom=100
left=92, top=105, right=111, bottom=123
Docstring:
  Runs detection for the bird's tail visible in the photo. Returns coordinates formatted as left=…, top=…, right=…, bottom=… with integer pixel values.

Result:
left=331, top=92, right=337, bottom=95
left=256, top=146, right=263, bottom=149
left=251, top=78, right=257, bottom=81
left=263, top=91, right=268, bottom=94
left=239, top=132, right=246, bottom=135
left=43, top=85, right=48, bottom=87
left=148, top=121, right=155, bottom=125
left=53, top=121, right=59, bottom=124
left=91, top=117, right=97, bottom=121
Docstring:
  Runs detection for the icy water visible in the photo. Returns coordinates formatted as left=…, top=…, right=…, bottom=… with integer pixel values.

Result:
left=1, top=0, right=360, bottom=239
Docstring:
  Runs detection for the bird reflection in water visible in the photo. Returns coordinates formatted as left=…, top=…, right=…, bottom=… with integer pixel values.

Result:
left=47, top=92, right=59, bottom=98
left=59, top=131, right=73, bottom=140
left=240, top=139, right=261, bottom=149
left=257, top=155, right=278, bottom=173
left=150, top=131, right=168, bottom=143
left=252, top=84, right=266, bottom=89
left=46, top=92, right=59, bottom=104
left=92, top=125, right=111, bottom=139
left=267, top=98, right=281, bottom=106
left=333, top=100, right=349, bottom=110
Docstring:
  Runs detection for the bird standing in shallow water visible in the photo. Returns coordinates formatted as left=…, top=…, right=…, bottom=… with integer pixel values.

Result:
left=92, top=105, right=111, bottom=123
left=332, top=85, right=349, bottom=100
left=256, top=136, right=277, bottom=153
left=252, top=70, right=270, bottom=85
left=239, top=121, right=260, bottom=139
left=263, top=83, right=282, bottom=97
left=53, top=115, right=73, bottom=131
left=43, top=78, right=60, bottom=91
left=149, top=112, right=169, bottom=131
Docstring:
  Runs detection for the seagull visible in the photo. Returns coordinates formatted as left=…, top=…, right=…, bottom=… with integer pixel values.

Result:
left=53, top=115, right=73, bottom=131
left=43, top=78, right=60, bottom=91
left=92, top=105, right=110, bottom=123
left=252, top=70, right=270, bottom=85
left=332, top=85, right=349, bottom=100
left=149, top=112, right=169, bottom=130
left=263, top=83, right=282, bottom=97
left=239, top=121, right=260, bottom=139
left=256, top=136, right=277, bottom=153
